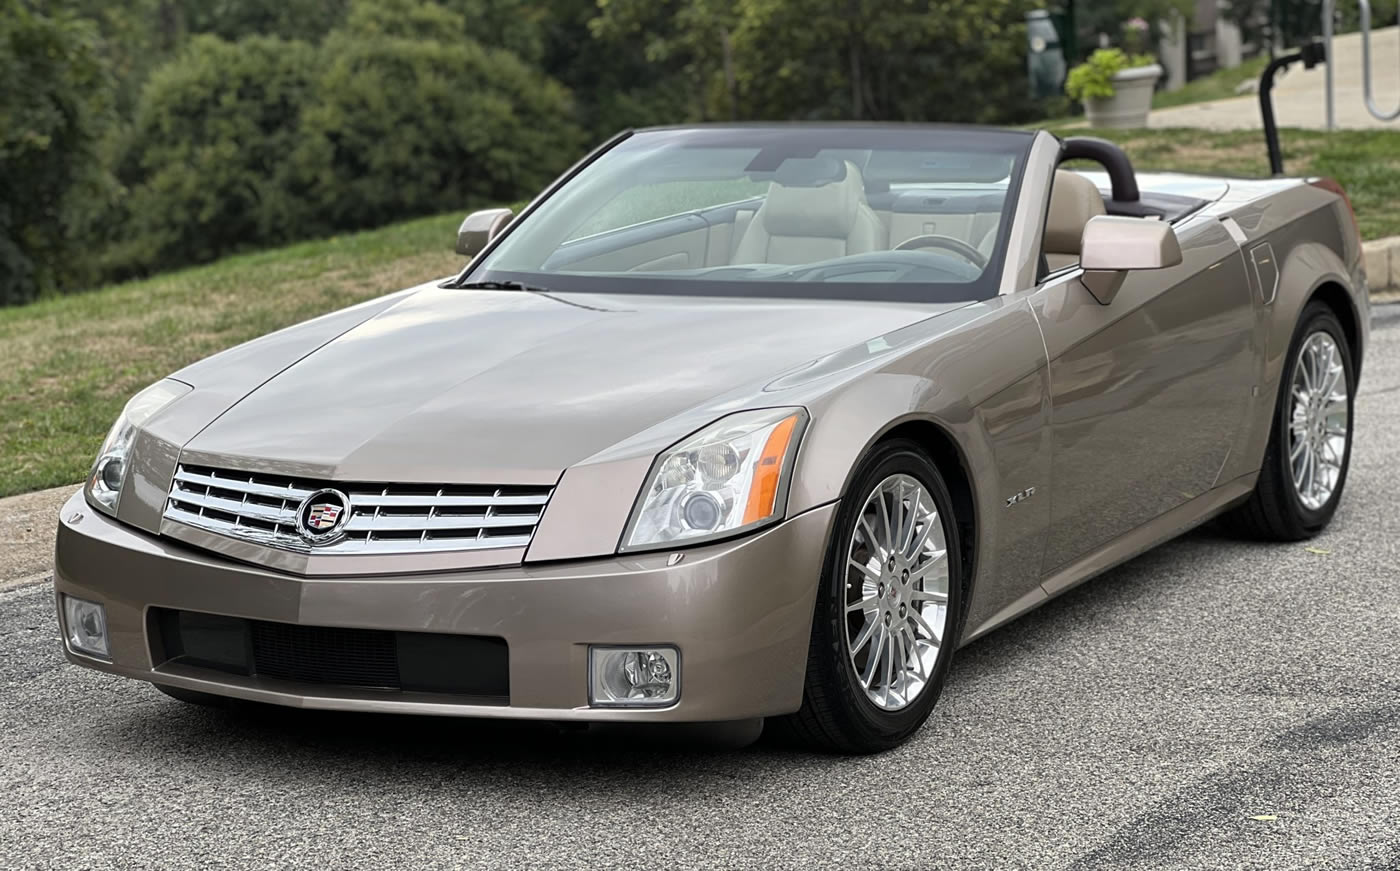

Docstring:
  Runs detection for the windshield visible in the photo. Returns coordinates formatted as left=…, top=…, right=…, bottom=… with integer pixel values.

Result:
left=463, top=126, right=1033, bottom=303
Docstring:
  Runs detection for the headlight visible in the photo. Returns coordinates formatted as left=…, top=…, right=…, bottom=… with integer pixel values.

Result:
left=622, top=407, right=807, bottom=552
left=86, top=379, right=191, bottom=516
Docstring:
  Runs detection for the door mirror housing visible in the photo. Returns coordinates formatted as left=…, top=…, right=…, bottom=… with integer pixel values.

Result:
left=1078, top=215, right=1183, bottom=304
left=455, top=208, right=514, bottom=257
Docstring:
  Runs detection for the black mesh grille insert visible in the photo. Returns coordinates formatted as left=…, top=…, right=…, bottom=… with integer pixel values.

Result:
left=151, top=609, right=509, bottom=702
left=251, top=622, right=400, bottom=688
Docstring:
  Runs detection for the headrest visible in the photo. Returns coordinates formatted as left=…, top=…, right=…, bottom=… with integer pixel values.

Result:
left=761, top=160, right=867, bottom=238
left=1044, top=170, right=1107, bottom=255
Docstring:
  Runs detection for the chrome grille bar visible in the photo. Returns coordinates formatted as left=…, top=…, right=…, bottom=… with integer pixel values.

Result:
left=173, top=467, right=313, bottom=503
left=163, top=464, right=552, bottom=555
left=343, top=512, right=540, bottom=533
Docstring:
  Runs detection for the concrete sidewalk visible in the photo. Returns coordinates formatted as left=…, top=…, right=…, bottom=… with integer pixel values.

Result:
left=1151, top=26, right=1400, bottom=130
left=0, top=485, right=72, bottom=590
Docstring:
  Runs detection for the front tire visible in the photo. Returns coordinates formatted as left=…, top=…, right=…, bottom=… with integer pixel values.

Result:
left=1221, top=301, right=1354, bottom=540
left=776, top=440, right=964, bottom=754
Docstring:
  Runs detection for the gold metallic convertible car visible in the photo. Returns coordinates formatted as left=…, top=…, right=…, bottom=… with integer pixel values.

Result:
left=55, top=125, right=1367, bottom=752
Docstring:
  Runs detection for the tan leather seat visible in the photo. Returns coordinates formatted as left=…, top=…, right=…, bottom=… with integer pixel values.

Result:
left=1043, top=170, right=1106, bottom=272
left=732, top=160, right=884, bottom=265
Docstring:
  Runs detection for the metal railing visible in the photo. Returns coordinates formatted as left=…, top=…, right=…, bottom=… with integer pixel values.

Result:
left=1323, top=0, right=1400, bottom=128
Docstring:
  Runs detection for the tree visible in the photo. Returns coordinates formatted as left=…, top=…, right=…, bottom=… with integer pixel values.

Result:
left=543, top=0, right=692, bottom=138
left=592, top=0, right=1046, bottom=124
left=181, top=0, right=349, bottom=42
left=343, top=0, right=549, bottom=66
left=104, top=35, right=321, bottom=278
left=293, top=28, right=583, bottom=229
left=0, top=2, right=114, bottom=305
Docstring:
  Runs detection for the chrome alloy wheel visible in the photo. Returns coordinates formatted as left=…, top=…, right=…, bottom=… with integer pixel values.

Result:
left=843, top=473, right=950, bottom=711
left=1289, top=331, right=1350, bottom=511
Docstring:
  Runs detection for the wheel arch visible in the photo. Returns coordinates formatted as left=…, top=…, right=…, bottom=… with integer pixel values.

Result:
left=796, top=409, right=984, bottom=623
left=1307, top=280, right=1364, bottom=377
left=875, top=419, right=979, bottom=608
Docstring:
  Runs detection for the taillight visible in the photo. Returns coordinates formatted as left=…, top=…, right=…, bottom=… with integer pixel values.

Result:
left=1310, top=178, right=1359, bottom=238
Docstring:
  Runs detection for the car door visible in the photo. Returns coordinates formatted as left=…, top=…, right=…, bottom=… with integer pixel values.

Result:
left=1028, top=216, right=1256, bottom=584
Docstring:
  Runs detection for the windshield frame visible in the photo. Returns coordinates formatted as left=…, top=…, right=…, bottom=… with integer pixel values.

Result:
left=453, top=124, right=1036, bottom=304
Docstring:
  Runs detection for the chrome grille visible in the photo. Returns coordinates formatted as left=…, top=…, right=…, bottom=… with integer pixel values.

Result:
left=164, top=464, right=552, bottom=554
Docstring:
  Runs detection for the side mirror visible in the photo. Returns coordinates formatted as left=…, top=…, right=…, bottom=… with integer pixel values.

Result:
left=455, top=208, right=514, bottom=258
left=1078, top=215, right=1183, bottom=305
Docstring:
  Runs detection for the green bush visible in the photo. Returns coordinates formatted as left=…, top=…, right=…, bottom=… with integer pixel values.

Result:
left=104, top=35, right=321, bottom=279
left=1066, top=49, right=1158, bottom=102
left=104, top=26, right=581, bottom=281
left=0, top=3, right=114, bottom=305
left=291, top=32, right=582, bottom=231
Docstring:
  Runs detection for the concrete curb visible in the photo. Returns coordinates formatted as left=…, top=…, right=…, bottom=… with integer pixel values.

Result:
left=0, top=485, right=74, bottom=588
left=1364, top=236, right=1400, bottom=292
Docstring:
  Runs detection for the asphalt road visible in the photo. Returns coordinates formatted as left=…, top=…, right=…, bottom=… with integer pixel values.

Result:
left=3, top=306, right=1399, bottom=871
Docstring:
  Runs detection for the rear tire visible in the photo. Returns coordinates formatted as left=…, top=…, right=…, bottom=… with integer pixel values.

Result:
left=1221, top=301, right=1354, bottom=540
left=774, top=439, right=964, bottom=754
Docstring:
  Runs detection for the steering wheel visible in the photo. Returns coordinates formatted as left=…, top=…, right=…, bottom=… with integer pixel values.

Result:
left=893, top=234, right=988, bottom=269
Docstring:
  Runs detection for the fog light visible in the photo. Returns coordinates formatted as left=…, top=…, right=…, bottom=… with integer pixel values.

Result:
left=589, top=646, right=679, bottom=707
left=63, top=595, right=110, bottom=659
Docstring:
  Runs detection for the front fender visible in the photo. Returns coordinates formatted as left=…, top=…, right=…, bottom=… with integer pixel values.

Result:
left=788, top=296, right=1053, bottom=633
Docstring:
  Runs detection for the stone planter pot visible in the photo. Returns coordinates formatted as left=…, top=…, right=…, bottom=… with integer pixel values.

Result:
left=1084, top=64, right=1162, bottom=129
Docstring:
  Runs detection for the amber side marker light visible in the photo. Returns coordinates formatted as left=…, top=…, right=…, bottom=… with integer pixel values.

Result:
left=743, top=413, right=800, bottom=525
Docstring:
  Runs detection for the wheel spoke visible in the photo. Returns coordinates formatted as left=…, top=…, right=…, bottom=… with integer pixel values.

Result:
left=859, top=622, right=886, bottom=688
left=1320, top=437, right=1343, bottom=467
left=891, top=480, right=905, bottom=557
left=905, top=506, right=934, bottom=562
left=911, top=588, right=949, bottom=605
left=1322, top=361, right=1341, bottom=397
left=908, top=606, right=942, bottom=645
left=907, top=631, right=929, bottom=681
left=850, top=619, right=878, bottom=659
left=877, top=489, right=893, bottom=556
left=901, top=507, right=919, bottom=559
left=858, top=515, right=884, bottom=560
left=846, top=594, right=879, bottom=614
left=881, top=631, right=895, bottom=703
left=907, top=548, right=948, bottom=585
left=889, top=630, right=906, bottom=703
left=1289, top=437, right=1307, bottom=461
left=848, top=557, right=880, bottom=585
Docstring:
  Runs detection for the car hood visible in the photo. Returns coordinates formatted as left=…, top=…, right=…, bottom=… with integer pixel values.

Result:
left=182, top=285, right=967, bottom=483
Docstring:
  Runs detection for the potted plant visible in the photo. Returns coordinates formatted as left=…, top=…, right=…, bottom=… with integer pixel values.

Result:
left=1066, top=48, right=1163, bottom=129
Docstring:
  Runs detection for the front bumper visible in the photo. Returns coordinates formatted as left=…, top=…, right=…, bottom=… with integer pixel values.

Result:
left=54, top=491, right=836, bottom=722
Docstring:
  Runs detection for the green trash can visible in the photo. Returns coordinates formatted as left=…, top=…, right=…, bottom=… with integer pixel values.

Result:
left=1027, top=9, right=1068, bottom=99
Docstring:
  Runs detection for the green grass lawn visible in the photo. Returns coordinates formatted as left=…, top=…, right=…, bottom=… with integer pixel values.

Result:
left=0, top=213, right=464, bottom=498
